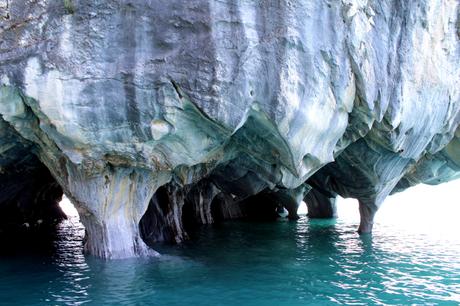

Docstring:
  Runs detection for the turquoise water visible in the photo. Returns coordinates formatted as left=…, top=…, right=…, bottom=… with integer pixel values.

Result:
left=1, top=187, right=460, bottom=305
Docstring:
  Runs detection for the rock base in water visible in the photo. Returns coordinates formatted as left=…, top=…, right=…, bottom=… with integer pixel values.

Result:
left=0, top=0, right=459, bottom=258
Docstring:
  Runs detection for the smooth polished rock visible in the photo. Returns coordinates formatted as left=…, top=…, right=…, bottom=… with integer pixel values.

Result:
left=0, top=0, right=459, bottom=257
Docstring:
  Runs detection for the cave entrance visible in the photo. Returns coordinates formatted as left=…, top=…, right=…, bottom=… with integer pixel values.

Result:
left=181, top=198, right=199, bottom=237
left=0, top=158, right=69, bottom=255
left=297, top=201, right=308, bottom=215
left=59, top=196, right=80, bottom=219
left=55, top=196, right=86, bottom=256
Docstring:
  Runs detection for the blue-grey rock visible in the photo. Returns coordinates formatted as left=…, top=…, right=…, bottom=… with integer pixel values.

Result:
left=304, top=188, right=337, bottom=219
left=0, top=0, right=459, bottom=258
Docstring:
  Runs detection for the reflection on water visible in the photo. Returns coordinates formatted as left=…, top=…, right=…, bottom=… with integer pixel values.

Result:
left=0, top=186, right=460, bottom=305
left=49, top=213, right=90, bottom=305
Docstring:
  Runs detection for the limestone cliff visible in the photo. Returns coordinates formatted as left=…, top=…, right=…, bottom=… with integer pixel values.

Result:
left=0, top=0, right=459, bottom=258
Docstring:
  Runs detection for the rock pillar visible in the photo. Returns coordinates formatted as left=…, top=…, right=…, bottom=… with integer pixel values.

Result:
left=61, top=164, right=166, bottom=259
left=304, top=189, right=337, bottom=219
left=357, top=201, right=378, bottom=234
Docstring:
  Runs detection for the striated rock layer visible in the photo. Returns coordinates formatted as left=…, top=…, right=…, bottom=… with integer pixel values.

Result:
left=0, top=0, right=459, bottom=258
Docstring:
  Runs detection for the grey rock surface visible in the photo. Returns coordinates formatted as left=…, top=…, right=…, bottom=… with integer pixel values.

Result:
left=0, top=0, right=459, bottom=258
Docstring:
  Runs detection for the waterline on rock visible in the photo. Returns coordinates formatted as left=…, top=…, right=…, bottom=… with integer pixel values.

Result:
left=1, top=190, right=459, bottom=305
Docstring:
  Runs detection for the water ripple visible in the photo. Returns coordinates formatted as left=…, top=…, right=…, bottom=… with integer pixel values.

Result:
left=0, top=207, right=459, bottom=305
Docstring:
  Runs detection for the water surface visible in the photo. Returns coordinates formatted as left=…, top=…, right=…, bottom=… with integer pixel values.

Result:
left=0, top=184, right=459, bottom=305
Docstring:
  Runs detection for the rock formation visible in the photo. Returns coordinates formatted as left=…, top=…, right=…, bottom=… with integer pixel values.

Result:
left=0, top=0, right=459, bottom=258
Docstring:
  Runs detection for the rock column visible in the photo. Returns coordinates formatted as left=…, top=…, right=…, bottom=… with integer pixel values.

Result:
left=357, top=201, right=378, bottom=234
left=304, top=189, right=337, bottom=219
left=60, top=163, right=165, bottom=259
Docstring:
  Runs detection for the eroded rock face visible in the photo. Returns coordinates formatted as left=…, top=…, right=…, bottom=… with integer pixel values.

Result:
left=0, top=0, right=459, bottom=258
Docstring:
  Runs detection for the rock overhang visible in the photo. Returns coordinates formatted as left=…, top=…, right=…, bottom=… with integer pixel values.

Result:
left=0, top=0, right=459, bottom=258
